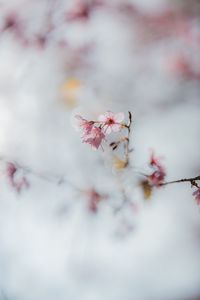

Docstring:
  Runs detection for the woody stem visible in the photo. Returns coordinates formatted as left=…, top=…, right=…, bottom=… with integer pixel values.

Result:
left=124, top=111, right=132, bottom=166
left=160, top=175, right=200, bottom=188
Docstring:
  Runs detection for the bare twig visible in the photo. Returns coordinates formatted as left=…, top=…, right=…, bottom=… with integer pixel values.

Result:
left=0, top=155, right=81, bottom=192
left=161, top=175, right=200, bottom=188
left=124, top=111, right=133, bottom=166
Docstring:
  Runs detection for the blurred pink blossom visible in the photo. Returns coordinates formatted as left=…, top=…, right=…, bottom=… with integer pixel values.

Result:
left=149, top=152, right=166, bottom=187
left=66, top=0, right=103, bottom=22
left=85, top=188, right=106, bottom=213
left=193, top=188, right=200, bottom=205
left=6, top=162, right=29, bottom=193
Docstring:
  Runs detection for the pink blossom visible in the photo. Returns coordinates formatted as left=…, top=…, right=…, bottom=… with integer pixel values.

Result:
left=149, top=169, right=166, bottom=187
left=66, top=1, right=90, bottom=22
left=88, top=190, right=102, bottom=212
left=149, top=152, right=166, bottom=187
left=66, top=0, right=103, bottom=22
left=149, top=152, right=163, bottom=167
left=167, top=54, right=200, bottom=81
left=98, top=111, right=124, bottom=134
left=6, top=162, right=17, bottom=182
left=85, top=188, right=106, bottom=213
left=74, top=114, right=105, bottom=149
left=6, top=162, right=29, bottom=193
left=83, top=126, right=105, bottom=149
left=75, top=115, right=94, bottom=134
left=15, top=177, right=29, bottom=193
left=193, top=188, right=200, bottom=205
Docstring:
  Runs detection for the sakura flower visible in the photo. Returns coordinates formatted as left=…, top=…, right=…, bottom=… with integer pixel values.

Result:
left=85, top=188, right=106, bottom=213
left=98, top=111, right=124, bottom=134
left=149, top=169, right=166, bottom=187
left=148, top=152, right=166, bottom=187
left=149, top=152, right=163, bottom=167
left=193, top=188, right=200, bottom=205
left=6, top=162, right=17, bottom=182
left=83, top=126, right=105, bottom=149
left=167, top=54, right=200, bottom=81
left=66, top=0, right=90, bottom=22
left=66, top=0, right=103, bottom=22
left=15, top=177, right=29, bottom=193
left=74, top=115, right=94, bottom=134
left=74, top=114, right=105, bottom=149
left=6, top=162, right=29, bottom=193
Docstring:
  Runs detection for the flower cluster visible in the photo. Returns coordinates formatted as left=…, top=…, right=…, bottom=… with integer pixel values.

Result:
left=75, top=111, right=124, bottom=149
left=75, top=112, right=200, bottom=208
left=148, top=152, right=166, bottom=187
left=140, top=152, right=166, bottom=199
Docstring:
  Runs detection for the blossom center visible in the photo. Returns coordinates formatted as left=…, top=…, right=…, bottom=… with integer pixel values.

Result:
left=107, top=118, right=115, bottom=125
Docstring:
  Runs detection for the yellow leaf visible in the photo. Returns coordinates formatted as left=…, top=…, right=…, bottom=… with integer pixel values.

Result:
left=113, top=156, right=128, bottom=170
left=140, top=180, right=153, bottom=200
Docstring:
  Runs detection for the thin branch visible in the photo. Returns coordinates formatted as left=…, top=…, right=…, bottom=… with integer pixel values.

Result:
left=0, top=155, right=81, bottom=192
left=124, top=111, right=132, bottom=166
left=160, top=175, right=200, bottom=188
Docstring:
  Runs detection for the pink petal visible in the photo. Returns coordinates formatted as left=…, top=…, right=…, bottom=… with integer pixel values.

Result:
left=105, top=111, right=114, bottom=119
left=104, top=126, right=112, bottom=135
left=82, top=127, right=105, bottom=150
left=75, top=114, right=84, bottom=122
left=73, top=115, right=85, bottom=131
left=112, top=124, right=121, bottom=132
left=114, top=112, right=124, bottom=123
left=98, top=114, right=107, bottom=122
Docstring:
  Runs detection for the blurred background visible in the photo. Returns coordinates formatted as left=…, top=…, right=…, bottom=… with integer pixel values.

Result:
left=0, top=0, right=200, bottom=299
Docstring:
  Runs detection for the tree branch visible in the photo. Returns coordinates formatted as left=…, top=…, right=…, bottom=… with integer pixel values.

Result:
left=161, top=175, right=200, bottom=188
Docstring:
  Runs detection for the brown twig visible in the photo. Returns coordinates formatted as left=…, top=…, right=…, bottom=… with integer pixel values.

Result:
left=124, top=111, right=132, bottom=166
left=160, top=175, right=200, bottom=188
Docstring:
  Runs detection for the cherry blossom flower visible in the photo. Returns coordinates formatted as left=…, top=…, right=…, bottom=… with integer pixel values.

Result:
left=148, top=152, right=166, bottom=187
left=149, top=169, right=165, bottom=187
left=98, top=111, right=124, bottom=134
left=74, top=114, right=106, bottom=149
left=193, top=188, right=200, bottom=205
left=15, top=177, right=29, bottom=193
left=74, top=115, right=94, bottom=134
left=66, top=0, right=103, bottom=22
left=6, top=162, right=29, bottom=193
left=84, top=188, right=106, bottom=213
left=167, top=54, right=200, bottom=81
left=82, top=126, right=105, bottom=149
left=66, top=1, right=90, bottom=22
left=6, top=162, right=17, bottom=185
